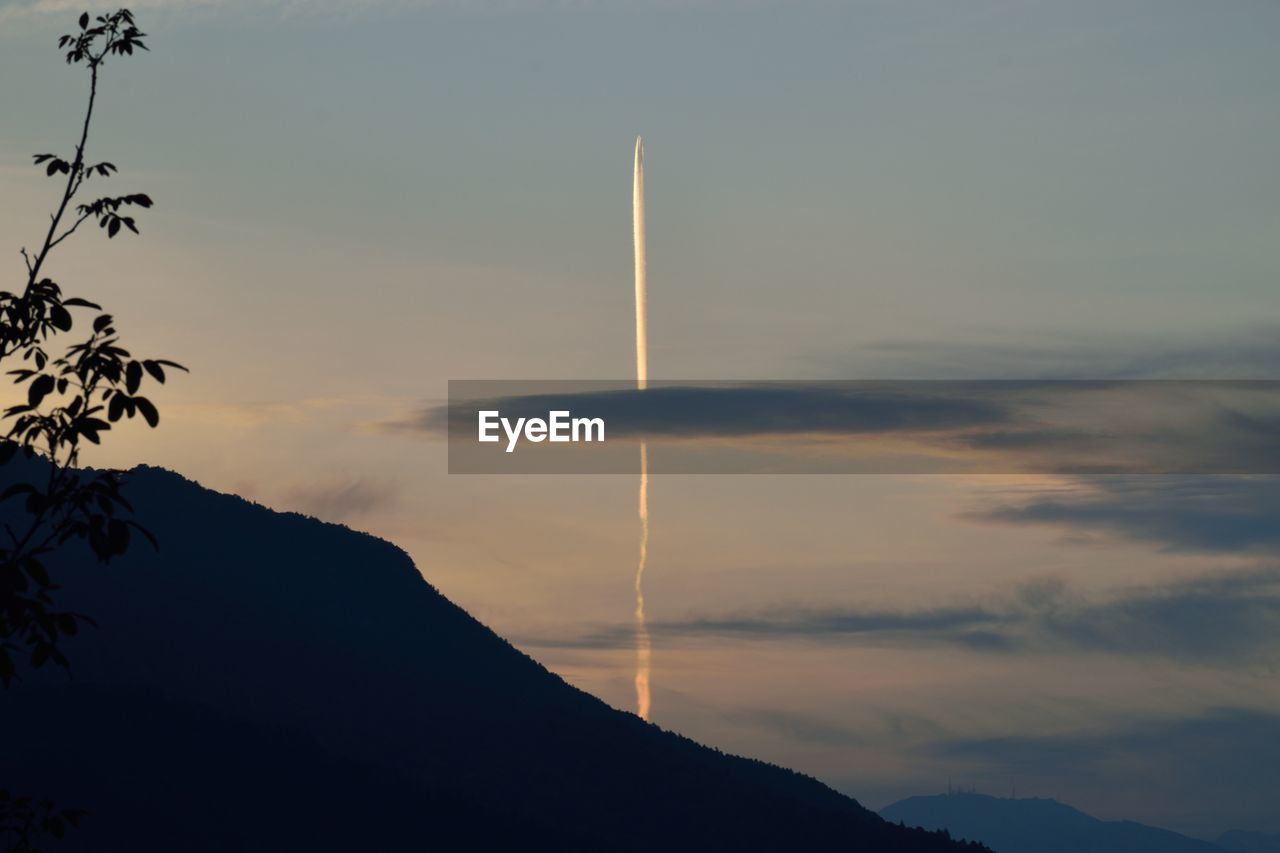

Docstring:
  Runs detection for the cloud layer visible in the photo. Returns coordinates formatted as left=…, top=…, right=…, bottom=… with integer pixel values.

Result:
left=427, top=381, right=1280, bottom=474
left=526, top=566, right=1280, bottom=666
left=974, top=476, right=1280, bottom=555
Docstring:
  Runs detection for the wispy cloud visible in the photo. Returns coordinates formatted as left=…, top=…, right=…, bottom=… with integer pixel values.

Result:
left=926, top=707, right=1280, bottom=836
left=280, top=476, right=399, bottom=523
left=725, top=708, right=873, bottom=747
left=972, top=476, right=1280, bottom=555
left=167, top=398, right=353, bottom=429
left=721, top=702, right=1280, bottom=834
left=523, top=566, right=1280, bottom=665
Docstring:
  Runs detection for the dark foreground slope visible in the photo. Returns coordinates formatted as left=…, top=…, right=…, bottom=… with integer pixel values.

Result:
left=882, top=793, right=1225, bottom=853
left=1, top=464, right=983, bottom=852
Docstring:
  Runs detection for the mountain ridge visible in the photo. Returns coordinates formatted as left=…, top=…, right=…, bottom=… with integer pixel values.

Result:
left=1, top=461, right=985, bottom=852
left=881, top=792, right=1226, bottom=853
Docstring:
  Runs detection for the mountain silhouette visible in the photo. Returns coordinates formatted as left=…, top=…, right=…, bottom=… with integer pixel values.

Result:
left=1218, top=831, right=1280, bottom=853
left=881, top=793, right=1226, bottom=853
left=1, top=463, right=986, bottom=852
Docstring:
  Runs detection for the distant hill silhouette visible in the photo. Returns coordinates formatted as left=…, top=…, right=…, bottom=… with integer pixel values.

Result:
left=1219, top=831, right=1280, bottom=853
left=0, top=463, right=986, bottom=852
left=881, top=793, right=1226, bottom=853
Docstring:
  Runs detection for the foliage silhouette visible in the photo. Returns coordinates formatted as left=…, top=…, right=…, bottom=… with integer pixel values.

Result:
left=0, top=793, right=84, bottom=853
left=1, top=7, right=182, bottom=686
left=2, top=10, right=179, bottom=852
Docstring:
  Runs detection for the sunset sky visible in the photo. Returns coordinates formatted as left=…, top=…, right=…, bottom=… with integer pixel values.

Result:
left=2, top=0, right=1279, bottom=838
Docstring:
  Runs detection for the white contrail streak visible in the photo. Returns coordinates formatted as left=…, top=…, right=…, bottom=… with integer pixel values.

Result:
left=633, top=136, right=651, bottom=721
left=633, top=136, right=648, bottom=391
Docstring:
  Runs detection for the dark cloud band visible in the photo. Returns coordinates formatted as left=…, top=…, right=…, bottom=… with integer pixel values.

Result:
left=418, top=380, right=1280, bottom=474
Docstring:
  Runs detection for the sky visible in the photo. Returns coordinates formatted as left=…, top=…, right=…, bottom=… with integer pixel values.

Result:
left=2, top=0, right=1279, bottom=839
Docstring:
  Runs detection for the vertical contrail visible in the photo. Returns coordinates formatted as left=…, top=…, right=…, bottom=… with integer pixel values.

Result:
left=633, top=135, right=648, bottom=391
left=633, top=135, right=651, bottom=721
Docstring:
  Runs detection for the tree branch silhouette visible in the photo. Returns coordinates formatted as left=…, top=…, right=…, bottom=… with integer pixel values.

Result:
left=2, top=10, right=179, bottom=850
